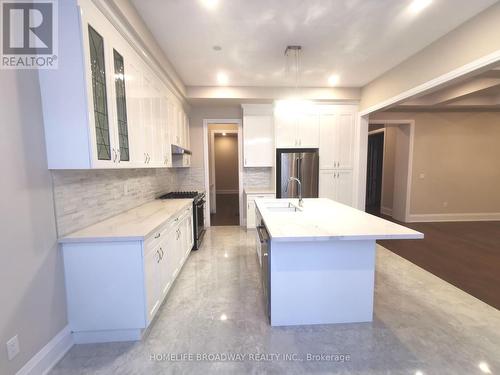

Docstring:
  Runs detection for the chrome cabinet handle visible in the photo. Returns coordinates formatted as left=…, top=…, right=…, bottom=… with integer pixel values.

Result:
left=144, top=153, right=147, bottom=163
left=156, top=250, right=161, bottom=263
left=159, top=247, right=164, bottom=260
left=154, top=233, right=160, bottom=239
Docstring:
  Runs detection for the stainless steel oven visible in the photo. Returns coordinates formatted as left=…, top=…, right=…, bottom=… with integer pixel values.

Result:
left=257, top=222, right=270, bottom=322
left=193, top=193, right=206, bottom=250
left=158, top=191, right=206, bottom=250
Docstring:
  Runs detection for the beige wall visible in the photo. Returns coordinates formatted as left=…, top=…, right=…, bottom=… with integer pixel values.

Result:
left=371, top=111, right=500, bottom=215
left=0, top=71, right=68, bottom=375
left=214, top=135, right=239, bottom=192
left=361, top=2, right=500, bottom=111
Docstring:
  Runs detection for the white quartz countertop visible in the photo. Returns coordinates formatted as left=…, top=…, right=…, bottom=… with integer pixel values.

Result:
left=244, top=187, right=275, bottom=194
left=59, top=199, right=193, bottom=244
left=255, top=198, right=423, bottom=242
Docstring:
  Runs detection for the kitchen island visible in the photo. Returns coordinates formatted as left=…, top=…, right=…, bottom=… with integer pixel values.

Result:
left=255, top=198, right=423, bottom=326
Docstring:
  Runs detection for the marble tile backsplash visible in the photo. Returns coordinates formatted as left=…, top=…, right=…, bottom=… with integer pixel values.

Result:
left=52, top=168, right=180, bottom=237
left=242, top=167, right=273, bottom=188
left=176, top=167, right=205, bottom=192
left=52, top=166, right=267, bottom=237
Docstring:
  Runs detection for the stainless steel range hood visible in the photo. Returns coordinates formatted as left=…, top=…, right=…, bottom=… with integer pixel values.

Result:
left=171, top=144, right=192, bottom=155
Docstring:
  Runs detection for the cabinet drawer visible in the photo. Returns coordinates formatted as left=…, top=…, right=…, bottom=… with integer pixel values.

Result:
left=145, top=218, right=177, bottom=254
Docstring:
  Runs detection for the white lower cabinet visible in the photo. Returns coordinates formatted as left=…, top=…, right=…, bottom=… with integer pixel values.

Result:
left=62, top=203, right=193, bottom=344
left=246, top=193, right=275, bottom=228
left=319, top=169, right=353, bottom=206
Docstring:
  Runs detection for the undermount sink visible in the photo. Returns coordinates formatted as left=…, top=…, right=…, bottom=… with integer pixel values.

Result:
left=265, top=202, right=302, bottom=213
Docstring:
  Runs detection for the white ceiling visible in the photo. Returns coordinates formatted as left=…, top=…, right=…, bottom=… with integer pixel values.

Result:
left=131, top=0, right=497, bottom=87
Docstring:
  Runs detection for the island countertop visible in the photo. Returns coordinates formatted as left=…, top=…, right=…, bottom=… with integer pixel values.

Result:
left=59, top=199, right=193, bottom=244
left=255, top=198, right=423, bottom=242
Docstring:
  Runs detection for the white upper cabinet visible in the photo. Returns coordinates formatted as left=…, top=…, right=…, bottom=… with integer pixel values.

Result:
left=319, top=105, right=357, bottom=170
left=297, top=111, right=320, bottom=148
left=242, top=104, right=274, bottom=167
left=275, top=104, right=319, bottom=148
left=275, top=111, right=298, bottom=148
left=38, top=0, right=188, bottom=170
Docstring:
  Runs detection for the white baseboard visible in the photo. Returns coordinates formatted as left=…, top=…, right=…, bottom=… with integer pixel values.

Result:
left=16, top=325, right=73, bottom=375
left=380, top=206, right=393, bottom=216
left=407, top=212, right=500, bottom=223
left=72, top=329, right=142, bottom=344
left=216, top=190, right=239, bottom=194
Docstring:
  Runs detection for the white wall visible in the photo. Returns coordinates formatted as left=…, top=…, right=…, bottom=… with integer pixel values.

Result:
left=0, top=70, right=68, bottom=375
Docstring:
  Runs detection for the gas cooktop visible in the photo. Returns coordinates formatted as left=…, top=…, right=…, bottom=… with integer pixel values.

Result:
left=158, top=191, right=201, bottom=199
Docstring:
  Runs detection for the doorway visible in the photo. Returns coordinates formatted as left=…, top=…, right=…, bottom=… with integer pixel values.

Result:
left=365, top=120, right=414, bottom=222
left=206, top=123, right=241, bottom=226
left=366, top=129, right=385, bottom=215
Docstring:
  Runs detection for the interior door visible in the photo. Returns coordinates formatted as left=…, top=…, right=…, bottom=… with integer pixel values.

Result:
left=366, top=132, right=384, bottom=212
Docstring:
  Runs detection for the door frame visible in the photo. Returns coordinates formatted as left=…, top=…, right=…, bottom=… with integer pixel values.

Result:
left=368, top=120, right=415, bottom=222
left=366, top=128, right=386, bottom=212
left=203, top=119, right=243, bottom=227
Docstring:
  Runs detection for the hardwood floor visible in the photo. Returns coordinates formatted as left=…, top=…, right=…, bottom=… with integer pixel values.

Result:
left=210, top=193, right=240, bottom=226
left=377, top=219, right=500, bottom=310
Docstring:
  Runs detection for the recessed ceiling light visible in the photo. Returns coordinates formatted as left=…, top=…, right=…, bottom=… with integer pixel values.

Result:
left=409, top=0, right=432, bottom=13
left=213, top=45, right=222, bottom=51
left=328, top=74, right=340, bottom=86
left=220, top=313, right=227, bottom=321
left=222, top=132, right=227, bottom=136
left=217, top=72, right=229, bottom=86
left=479, top=362, right=492, bottom=374
left=200, top=0, right=219, bottom=10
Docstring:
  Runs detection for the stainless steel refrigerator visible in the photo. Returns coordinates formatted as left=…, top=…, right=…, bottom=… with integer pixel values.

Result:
left=276, top=149, right=319, bottom=199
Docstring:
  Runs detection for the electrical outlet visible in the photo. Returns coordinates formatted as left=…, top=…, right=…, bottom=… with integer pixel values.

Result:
left=6, top=335, right=20, bottom=360
left=419, top=173, right=425, bottom=179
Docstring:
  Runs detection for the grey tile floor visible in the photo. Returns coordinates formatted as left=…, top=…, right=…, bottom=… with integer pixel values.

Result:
left=51, top=226, right=500, bottom=375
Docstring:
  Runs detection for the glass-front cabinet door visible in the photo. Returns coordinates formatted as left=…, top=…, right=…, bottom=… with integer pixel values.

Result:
left=88, top=25, right=112, bottom=162
left=113, top=49, right=130, bottom=163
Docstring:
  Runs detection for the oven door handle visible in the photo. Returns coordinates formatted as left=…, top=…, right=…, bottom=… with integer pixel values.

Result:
left=196, top=200, right=205, bottom=207
left=256, top=225, right=268, bottom=244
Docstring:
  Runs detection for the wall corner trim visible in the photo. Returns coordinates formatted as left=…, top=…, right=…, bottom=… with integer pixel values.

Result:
left=16, top=326, right=74, bottom=375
